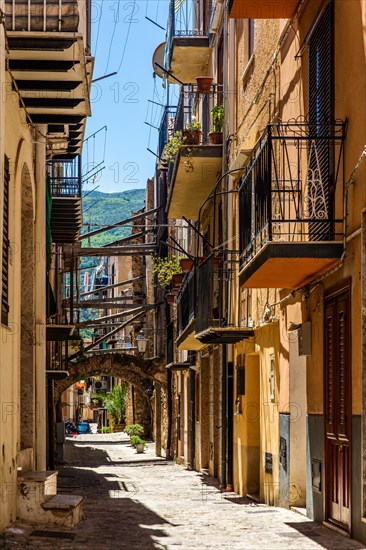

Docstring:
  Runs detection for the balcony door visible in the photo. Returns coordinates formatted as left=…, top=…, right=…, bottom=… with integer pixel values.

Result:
left=324, top=283, right=351, bottom=532
left=308, top=1, right=334, bottom=241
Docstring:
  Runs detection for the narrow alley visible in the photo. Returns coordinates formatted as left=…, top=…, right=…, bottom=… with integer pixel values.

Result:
left=1, top=434, right=364, bottom=550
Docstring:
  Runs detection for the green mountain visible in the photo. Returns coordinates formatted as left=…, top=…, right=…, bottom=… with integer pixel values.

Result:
left=78, top=189, right=146, bottom=336
left=81, top=189, right=146, bottom=248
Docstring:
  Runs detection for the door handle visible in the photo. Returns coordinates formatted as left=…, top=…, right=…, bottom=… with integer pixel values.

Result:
left=339, top=444, right=344, bottom=452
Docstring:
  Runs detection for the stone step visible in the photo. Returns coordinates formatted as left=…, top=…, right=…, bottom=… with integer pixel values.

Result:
left=17, top=471, right=58, bottom=524
left=41, top=495, right=84, bottom=528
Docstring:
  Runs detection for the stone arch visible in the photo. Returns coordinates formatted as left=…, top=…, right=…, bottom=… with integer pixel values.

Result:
left=54, top=352, right=166, bottom=403
left=55, top=353, right=166, bottom=439
left=20, top=162, right=35, bottom=450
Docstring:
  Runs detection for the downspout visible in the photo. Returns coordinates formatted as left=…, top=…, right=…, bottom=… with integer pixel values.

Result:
left=225, top=3, right=236, bottom=494
left=189, top=367, right=196, bottom=469
left=219, top=0, right=229, bottom=490
left=219, top=0, right=229, bottom=491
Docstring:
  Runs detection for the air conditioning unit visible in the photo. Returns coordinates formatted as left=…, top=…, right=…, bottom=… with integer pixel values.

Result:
left=94, top=379, right=108, bottom=391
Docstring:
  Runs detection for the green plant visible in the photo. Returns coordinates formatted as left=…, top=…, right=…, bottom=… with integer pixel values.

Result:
left=152, top=255, right=182, bottom=287
left=101, top=426, right=111, bottom=433
left=211, top=104, right=224, bottom=133
left=185, top=119, right=202, bottom=131
left=130, top=435, right=145, bottom=448
left=104, top=384, right=127, bottom=425
left=125, top=424, right=144, bottom=438
left=164, top=131, right=183, bottom=163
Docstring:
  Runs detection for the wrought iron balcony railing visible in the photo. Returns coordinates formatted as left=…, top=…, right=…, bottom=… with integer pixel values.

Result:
left=239, top=121, right=346, bottom=267
left=48, top=155, right=81, bottom=197
left=165, top=0, right=208, bottom=72
left=176, top=268, right=195, bottom=337
left=158, top=106, right=178, bottom=159
left=166, top=83, right=223, bottom=181
left=195, top=255, right=223, bottom=333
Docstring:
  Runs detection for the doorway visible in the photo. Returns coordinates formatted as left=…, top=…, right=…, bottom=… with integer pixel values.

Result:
left=324, top=282, right=351, bottom=532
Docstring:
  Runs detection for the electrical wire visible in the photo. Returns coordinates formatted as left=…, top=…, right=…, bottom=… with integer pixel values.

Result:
left=116, top=0, right=136, bottom=74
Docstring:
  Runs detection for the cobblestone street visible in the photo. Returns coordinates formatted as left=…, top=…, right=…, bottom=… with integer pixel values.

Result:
left=1, top=433, right=365, bottom=549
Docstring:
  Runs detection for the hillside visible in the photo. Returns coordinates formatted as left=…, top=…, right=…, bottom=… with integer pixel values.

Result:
left=81, top=189, right=146, bottom=248
left=79, top=189, right=146, bottom=335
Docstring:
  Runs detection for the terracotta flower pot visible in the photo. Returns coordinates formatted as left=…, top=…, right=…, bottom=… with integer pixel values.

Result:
left=196, top=76, right=213, bottom=94
left=180, top=258, right=193, bottom=272
left=208, top=132, right=223, bottom=145
left=183, top=129, right=202, bottom=145
left=171, top=273, right=184, bottom=288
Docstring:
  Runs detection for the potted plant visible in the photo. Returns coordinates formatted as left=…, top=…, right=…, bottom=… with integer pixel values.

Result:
left=152, top=255, right=183, bottom=287
left=171, top=273, right=184, bottom=288
left=125, top=423, right=144, bottom=438
left=209, top=105, right=224, bottom=144
left=183, top=119, right=202, bottom=145
left=196, top=76, right=213, bottom=93
left=130, top=435, right=146, bottom=453
left=104, top=384, right=127, bottom=432
left=180, top=258, right=193, bottom=272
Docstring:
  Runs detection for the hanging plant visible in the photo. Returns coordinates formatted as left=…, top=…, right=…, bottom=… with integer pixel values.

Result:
left=152, top=255, right=183, bottom=287
left=164, top=131, right=184, bottom=163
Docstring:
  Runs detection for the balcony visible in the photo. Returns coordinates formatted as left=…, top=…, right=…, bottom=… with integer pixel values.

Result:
left=175, top=256, right=253, bottom=349
left=48, top=155, right=82, bottom=243
left=164, top=0, right=210, bottom=84
left=5, top=0, right=93, bottom=158
left=229, top=0, right=299, bottom=19
left=166, top=84, right=223, bottom=220
left=195, top=256, right=253, bottom=344
left=176, top=268, right=204, bottom=351
left=239, top=121, right=346, bottom=289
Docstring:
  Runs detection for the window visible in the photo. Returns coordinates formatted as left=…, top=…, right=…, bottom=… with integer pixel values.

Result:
left=248, top=19, right=255, bottom=59
left=1, top=156, right=9, bottom=326
left=195, top=373, right=200, bottom=422
left=270, top=355, right=276, bottom=401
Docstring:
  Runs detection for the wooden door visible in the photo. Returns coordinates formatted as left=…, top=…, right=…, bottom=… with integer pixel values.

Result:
left=324, top=284, right=351, bottom=531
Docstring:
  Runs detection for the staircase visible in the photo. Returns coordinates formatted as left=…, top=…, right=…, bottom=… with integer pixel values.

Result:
left=17, top=470, right=83, bottom=528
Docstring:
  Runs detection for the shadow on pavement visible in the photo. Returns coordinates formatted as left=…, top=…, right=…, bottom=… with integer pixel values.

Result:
left=57, top=440, right=172, bottom=549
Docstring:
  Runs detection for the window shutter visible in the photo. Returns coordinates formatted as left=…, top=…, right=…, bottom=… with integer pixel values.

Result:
left=308, top=2, right=334, bottom=240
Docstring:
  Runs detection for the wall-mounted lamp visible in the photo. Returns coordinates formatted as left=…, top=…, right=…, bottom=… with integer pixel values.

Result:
left=136, top=330, right=149, bottom=354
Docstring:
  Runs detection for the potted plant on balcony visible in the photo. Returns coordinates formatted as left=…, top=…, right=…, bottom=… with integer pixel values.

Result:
left=152, top=255, right=183, bottom=288
left=196, top=76, right=213, bottom=94
left=183, top=119, right=202, bottom=145
left=209, top=105, right=224, bottom=144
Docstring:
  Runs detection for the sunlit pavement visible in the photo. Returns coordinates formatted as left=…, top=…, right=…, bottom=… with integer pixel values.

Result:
left=1, top=432, right=365, bottom=549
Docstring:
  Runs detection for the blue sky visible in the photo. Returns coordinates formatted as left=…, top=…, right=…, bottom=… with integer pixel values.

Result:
left=83, top=0, right=174, bottom=194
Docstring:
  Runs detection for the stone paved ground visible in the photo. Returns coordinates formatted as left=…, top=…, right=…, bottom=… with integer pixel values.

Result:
left=1, top=433, right=365, bottom=549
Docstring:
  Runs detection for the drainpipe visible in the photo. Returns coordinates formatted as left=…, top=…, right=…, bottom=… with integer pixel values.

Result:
left=226, top=359, right=234, bottom=491
left=189, top=367, right=196, bottom=469
left=219, top=0, right=229, bottom=491
left=220, top=345, right=227, bottom=488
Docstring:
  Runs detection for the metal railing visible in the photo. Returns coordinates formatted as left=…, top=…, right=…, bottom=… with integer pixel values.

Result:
left=195, top=255, right=224, bottom=333
left=174, top=83, right=223, bottom=141
left=158, top=106, right=178, bottom=159
left=176, top=268, right=195, bottom=336
left=239, top=120, right=347, bottom=267
left=165, top=0, right=208, bottom=71
left=48, top=155, right=81, bottom=197
left=5, top=0, right=79, bottom=32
